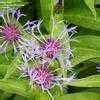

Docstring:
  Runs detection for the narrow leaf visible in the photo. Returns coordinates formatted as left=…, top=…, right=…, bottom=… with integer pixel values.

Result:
left=56, top=92, right=100, bottom=100
left=64, top=0, right=100, bottom=31
left=71, top=28, right=100, bottom=65
left=84, top=0, right=96, bottom=18
left=69, top=75, right=100, bottom=87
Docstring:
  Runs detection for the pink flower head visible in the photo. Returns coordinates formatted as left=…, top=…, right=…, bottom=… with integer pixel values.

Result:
left=2, top=24, right=21, bottom=42
left=40, top=38, right=62, bottom=59
left=0, top=8, right=37, bottom=54
left=29, top=65, right=54, bottom=90
left=30, top=20, right=77, bottom=62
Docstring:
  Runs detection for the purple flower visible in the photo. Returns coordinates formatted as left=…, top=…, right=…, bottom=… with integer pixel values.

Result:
left=1, top=24, right=21, bottom=42
left=40, top=38, right=62, bottom=59
left=19, top=63, right=77, bottom=90
left=30, top=19, right=77, bottom=61
left=19, top=62, right=66, bottom=99
left=28, top=65, right=55, bottom=90
left=0, top=8, right=34, bottom=54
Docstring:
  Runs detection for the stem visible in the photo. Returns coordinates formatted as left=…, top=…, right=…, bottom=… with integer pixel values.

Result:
left=58, top=0, right=62, bottom=5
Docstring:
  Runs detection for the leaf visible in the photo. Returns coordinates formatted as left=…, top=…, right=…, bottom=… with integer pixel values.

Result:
left=4, top=53, right=21, bottom=79
left=0, top=0, right=27, bottom=8
left=0, top=92, right=12, bottom=100
left=0, top=50, right=15, bottom=78
left=71, top=28, right=100, bottom=66
left=95, top=0, right=100, bottom=4
left=0, top=78, right=33, bottom=98
left=0, top=65, right=8, bottom=78
left=84, top=0, right=96, bottom=18
left=40, top=0, right=64, bottom=34
left=76, top=61, right=97, bottom=79
left=55, top=92, right=100, bottom=100
left=0, top=51, right=14, bottom=65
left=0, top=78, right=49, bottom=99
left=69, top=75, right=100, bottom=87
left=40, top=0, right=54, bottom=33
left=64, top=0, right=100, bottom=31
left=14, top=95, right=26, bottom=100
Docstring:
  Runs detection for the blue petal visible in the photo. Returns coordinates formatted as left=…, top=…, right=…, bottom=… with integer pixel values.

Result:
left=27, top=20, right=38, bottom=28
left=12, top=9, right=26, bottom=20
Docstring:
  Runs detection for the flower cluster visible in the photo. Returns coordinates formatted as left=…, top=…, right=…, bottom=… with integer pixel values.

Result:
left=19, top=20, right=77, bottom=99
left=0, top=8, right=77, bottom=99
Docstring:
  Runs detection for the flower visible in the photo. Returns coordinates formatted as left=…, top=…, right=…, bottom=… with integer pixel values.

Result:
left=40, top=38, right=62, bottom=59
left=28, top=65, right=55, bottom=90
left=19, top=62, right=64, bottom=99
left=19, top=62, right=77, bottom=93
left=30, top=20, right=77, bottom=62
left=19, top=39, right=42, bottom=62
left=1, top=23, right=21, bottom=42
left=0, top=8, right=35, bottom=54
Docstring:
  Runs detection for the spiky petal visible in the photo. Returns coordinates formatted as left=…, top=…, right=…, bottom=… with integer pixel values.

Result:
left=0, top=8, right=33, bottom=55
left=28, top=65, right=54, bottom=90
left=19, top=39, right=42, bottom=62
left=40, top=38, right=62, bottom=59
left=2, top=24, right=21, bottom=42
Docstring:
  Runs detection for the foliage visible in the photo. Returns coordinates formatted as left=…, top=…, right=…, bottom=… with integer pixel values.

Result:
left=0, top=0, right=100, bottom=100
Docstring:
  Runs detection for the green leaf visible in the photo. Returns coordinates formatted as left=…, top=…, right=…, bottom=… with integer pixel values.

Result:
left=84, top=0, right=96, bottom=19
left=69, top=75, right=100, bottom=87
left=0, top=51, right=13, bottom=65
left=4, top=53, right=21, bottom=79
left=0, top=78, right=49, bottom=99
left=64, top=0, right=100, bottom=31
left=71, top=28, right=100, bottom=66
left=95, top=0, right=100, bottom=4
left=40, top=0, right=64, bottom=34
left=14, top=95, right=26, bottom=100
left=55, top=92, right=100, bottom=100
left=76, top=61, right=97, bottom=79
left=0, top=92, right=14, bottom=100
left=40, top=0, right=54, bottom=33
left=0, top=0, right=27, bottom=8
left=0, top=50, right=15, bottom=78
left=0, top=78, right=33, bottom=98
left=0, top=65, right=8, bottom=78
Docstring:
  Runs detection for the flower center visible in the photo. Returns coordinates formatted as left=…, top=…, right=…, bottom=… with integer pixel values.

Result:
left=29, top=66, right=54, bottom=90
left=40, top=39, right=62, bottom=58
left=2, top=24, right=21, bottom=42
